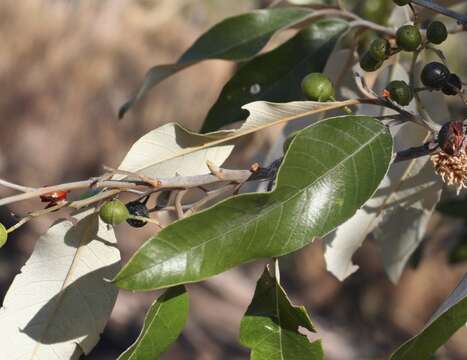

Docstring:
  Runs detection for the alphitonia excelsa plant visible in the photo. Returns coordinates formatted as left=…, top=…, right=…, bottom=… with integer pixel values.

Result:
left=0, top=1, right=466, bottom=359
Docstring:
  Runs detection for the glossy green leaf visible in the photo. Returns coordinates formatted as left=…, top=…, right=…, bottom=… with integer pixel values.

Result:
left=240, top=267, right=323, bottom=360
left=119, top=7, right=312, bottom=118
left=391, top=275, right=467, bottom=360
left=114, top=115, right=393, bottom=291
left=201, top=19, right=348, bottom=132
left=118, top=286, right=189, bottom=360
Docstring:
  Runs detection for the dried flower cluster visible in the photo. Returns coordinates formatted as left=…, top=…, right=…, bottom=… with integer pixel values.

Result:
left=431, top=149, right=467, bottom=194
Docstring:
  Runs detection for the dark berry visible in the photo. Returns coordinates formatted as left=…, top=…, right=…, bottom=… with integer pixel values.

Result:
left=126, top=201, right=149, bottom=228
left=99, top=199, right=129, bottom=225
left=301, top=73, right=335, bottom=101
left=420, top=62, right=450, bottom=89
left=360, top=51, right=383, bottom=72
left=0, top=223, right=8, bottom=248
left=396, top=25, right=422, bottom=51
left=385, top=80, right=413, bottom=106
left=442, top=73, right=462, bottom=96
left=427, top=21, right=448, bottom=45
left=393, top=0, right=411, bottom=6
left=369, top=38, right=390, bottom=61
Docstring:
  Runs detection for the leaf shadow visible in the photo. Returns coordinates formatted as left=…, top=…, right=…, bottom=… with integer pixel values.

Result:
left=63, top=212, right=118, bottom=249
left=362, top=160, right=441, bottom=214
left=20, top=262, right=120, bottom=345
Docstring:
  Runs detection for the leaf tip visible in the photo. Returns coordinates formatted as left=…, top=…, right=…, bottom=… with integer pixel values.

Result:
left=118, top=100, right=132, bottom=120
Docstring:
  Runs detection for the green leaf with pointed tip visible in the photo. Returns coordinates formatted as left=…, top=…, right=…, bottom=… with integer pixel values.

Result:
left=117, top=286, right=189, bottom=360
left=114, top=115, right=392, bottom=291
left=240, top=267, right=323, bottom=360
left=201, top=18, right=349, bottom=132
left=391, top=275, right=467, bottom=360
left=119, top=7, right=313, bottom=119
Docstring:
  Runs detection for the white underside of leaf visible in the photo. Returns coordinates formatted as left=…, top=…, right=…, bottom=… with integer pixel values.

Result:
left=0, top=210, right=120, bottom=360
left=116, top=123, right=234, bottom=178
left=117, top=101, right=341, bottom=181
left=374, top=160, right=442, bottom=282
left=324, top=63, right=444, bottom=282
left=428, top=274, right=467, bottom=325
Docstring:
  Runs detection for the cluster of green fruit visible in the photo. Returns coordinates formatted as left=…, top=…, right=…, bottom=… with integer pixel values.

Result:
left=99, top=199, right=150, bottom=227
left=360, top=19, right=447, bottom=73
left=356, top=0, right=463, bottom=107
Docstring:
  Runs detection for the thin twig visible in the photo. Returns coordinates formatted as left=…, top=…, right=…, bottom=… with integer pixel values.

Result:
left=184, top=185, right=237, bottom=217
left=174, top=190, right=187, bottom=218
left=394, top=142, right=437, bottom=163
left=412, top=0, right=467, bottom=25
left=0, top=179, right=147, bottom=207
left=290, top=8, right=395, bottom=37
left=0, top=178, right=37, bottom=193
left=127, top=214, right=162, bottom=228
left=104, top=166, right=161, bottom=187
left=7, top=202, right=68, bottom=233
left=206, top=160, right=225, bottom=180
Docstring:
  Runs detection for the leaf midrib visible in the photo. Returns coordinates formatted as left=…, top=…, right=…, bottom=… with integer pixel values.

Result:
left=122, top=125, right=386, bottom=282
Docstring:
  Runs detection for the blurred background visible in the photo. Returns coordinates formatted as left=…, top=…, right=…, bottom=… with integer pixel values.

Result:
left=0, top=0, right=466, bottom=359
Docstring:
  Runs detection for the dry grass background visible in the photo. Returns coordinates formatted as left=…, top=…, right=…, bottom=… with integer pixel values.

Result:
left=0, top=1, right=466, bottom=359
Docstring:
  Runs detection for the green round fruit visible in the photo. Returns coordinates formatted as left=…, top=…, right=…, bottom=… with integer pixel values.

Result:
left=357, top=30, right=379, bottom=56
left=301, top=73, right=335, bottom=102
left=99, top=199, right=129, bottom=225
left=396, top=25, right=422, bottom=51
left=385, top=80, right=413, bottom=106
left=358, top=0, right=394, bottom=25
left=393, top=0, right=411, bottom=6
left=427, top=21, right=448, bottom=45
left=0, top=223, right=8, bottom=248
left=360, top=51, right=383, bottom=72
left=369, top=38, right=390, bottom=61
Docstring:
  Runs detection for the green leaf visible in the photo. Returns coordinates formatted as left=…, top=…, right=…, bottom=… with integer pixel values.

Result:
left=449, top=237, right=467, bottom=264
left=240, top=267, right=323, bottom=360
left=119, top=7, right=313, bottom=118
left=118, top=286, right=189, bottom=360
left=201, top=18, right=349, bottom=132
left=114, top=115, right=393, bottom=291
left=437, top=197, right=467, bottom=218
left=391, top=275, right=467, bottom=360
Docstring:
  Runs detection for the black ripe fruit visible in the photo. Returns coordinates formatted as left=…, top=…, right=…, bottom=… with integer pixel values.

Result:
left=126, top=201, right=150, bottom=228
left=421, top=62, right=450, bottom=90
